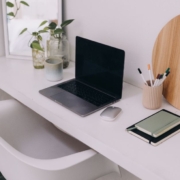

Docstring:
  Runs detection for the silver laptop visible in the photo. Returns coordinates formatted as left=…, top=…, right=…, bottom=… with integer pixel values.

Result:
left=39, top=36, right=125, bottom=116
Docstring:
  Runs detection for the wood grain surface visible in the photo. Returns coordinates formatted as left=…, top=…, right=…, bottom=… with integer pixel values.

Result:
left=152, top=15, right=180, bottom=110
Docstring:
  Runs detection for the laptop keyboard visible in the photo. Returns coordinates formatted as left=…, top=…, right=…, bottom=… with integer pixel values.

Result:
left=58, top=80, right=115, bottom=106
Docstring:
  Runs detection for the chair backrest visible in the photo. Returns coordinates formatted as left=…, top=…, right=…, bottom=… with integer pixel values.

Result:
left=0, top=99, right=89, bottom=159
left=0, top=99, right=120, bottom=180
left=96, top=172, right=121, bottom=180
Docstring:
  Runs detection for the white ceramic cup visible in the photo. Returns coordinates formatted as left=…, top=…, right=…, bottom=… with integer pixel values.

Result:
left=45, top=58, right=63, bottom=81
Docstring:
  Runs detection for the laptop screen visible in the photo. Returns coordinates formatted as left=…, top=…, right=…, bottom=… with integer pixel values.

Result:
left=75, top=36, right=125, bottom=98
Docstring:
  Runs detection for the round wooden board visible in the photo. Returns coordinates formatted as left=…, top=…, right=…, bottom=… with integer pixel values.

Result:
left=152, top=15, right=180, bottom=110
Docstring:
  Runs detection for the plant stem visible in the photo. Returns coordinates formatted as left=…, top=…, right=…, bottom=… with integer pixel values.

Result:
left=8, top=0, right=20, bottom=20
left=58, top=35, right=61, bottom=49
left=14, top=0, right=20, bottom=17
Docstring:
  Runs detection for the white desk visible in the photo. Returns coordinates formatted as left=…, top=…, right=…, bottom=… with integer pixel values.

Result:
left=0, top=57, right=180, bottom=180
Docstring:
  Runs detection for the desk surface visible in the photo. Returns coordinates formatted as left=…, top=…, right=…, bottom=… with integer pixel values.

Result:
left=0, top=57, right=180, bottom=180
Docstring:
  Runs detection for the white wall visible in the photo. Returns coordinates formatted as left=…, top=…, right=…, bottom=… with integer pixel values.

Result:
left=1, top=0, right=180, bottom=87
left=0, top=1, right=5, bottom=56
left=63, top=0, right=180, bottom=88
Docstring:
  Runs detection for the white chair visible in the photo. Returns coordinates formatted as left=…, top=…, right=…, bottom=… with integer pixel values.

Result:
left=96, top=172, right=121, bottom=180
left=0, top=99, right=120, bottom=180
left=0, top=89, right=12, bottom=101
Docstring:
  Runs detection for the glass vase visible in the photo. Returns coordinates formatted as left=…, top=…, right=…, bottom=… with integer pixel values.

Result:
left=47, top=35, right=70, bottom=69
left=32, top=49, right=45, bottom=69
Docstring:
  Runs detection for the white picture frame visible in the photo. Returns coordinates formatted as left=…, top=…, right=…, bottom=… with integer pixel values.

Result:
left=2, top=0, right=62, bottom=60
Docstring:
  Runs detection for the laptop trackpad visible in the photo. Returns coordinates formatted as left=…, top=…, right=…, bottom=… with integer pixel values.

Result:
left=51, top=91, right=97, bottom=116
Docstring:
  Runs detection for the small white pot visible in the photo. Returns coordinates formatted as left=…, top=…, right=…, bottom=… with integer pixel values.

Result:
left=45, top=58, right=63, bottom=81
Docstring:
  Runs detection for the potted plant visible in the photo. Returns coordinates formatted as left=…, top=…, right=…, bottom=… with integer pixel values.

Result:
left=19, top=21, right=48, bottom=69
left=45, top=19, right=74, bottom=69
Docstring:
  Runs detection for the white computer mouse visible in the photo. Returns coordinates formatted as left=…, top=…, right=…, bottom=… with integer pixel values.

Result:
left=100, top=106, right=122, bottom=122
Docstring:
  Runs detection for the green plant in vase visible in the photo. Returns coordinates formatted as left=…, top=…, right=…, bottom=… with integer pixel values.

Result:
left=19, top=21, right=48, bottom=69
left=45, top=19, right=74, bottom=69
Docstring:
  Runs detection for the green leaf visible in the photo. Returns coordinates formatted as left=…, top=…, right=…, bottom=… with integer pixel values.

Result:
left=31, top=42, right=44, bottom=51
left=20, top=1, right=29, bottom=6
left=6, top=2, right=14, bottom=7
left=38, top=35, right=42, bottom=41
left=38, top=30, right=48, bottom=34
left=19, top=28, right=27, bottom=35
left=32, top=32, right=38, bottom=36
left=39, top=20, right=48, bottom=27
left=7, top=12, right=15, bottom=17
left=61, top=19, right=74, bottom=28
left=43, top=26, right=49, bottom=31
left=54, top=28, right=63, bottom=34
left=30, top=40, right=39, bottom=48
left=48, top=22, right=57, bottom=30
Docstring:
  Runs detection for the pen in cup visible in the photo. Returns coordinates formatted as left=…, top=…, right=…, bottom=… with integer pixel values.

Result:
left=159, top=71, right=170, bottom=85
left=147, top=64, right=153, bottom=86
left=138, top=68, right=148, bottom=85
left=153, top=74, right=160, bottom=87
left=137, top=65, right=170, bottom=87
left=155, top=68, right=170, bottom=86
left=164, top=68, right=170, bottom=78
left=155, top=74, right=164, bottom=86
left=159, top=68, right=170, bottom=85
